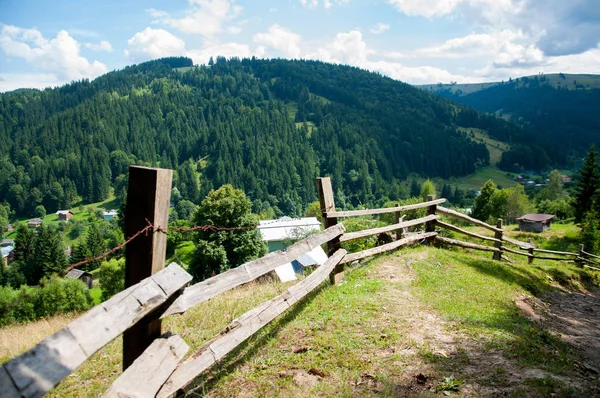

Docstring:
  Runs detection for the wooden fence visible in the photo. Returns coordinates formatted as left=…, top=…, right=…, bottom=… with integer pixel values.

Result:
left=2, top=173, right=599, bottom=398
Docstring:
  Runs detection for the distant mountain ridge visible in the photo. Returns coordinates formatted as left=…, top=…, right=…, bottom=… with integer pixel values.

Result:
left=420, top=73, right=600, bottom=168
left=0, top=57, right=539, bottom=217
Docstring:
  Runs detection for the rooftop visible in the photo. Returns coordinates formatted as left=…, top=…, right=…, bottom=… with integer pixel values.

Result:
left=258, top=217, right=322, bottom=242
left=517, top=214, right=555, bottom=222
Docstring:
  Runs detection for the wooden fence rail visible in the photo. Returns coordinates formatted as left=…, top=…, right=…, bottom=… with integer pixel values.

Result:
left=3, top=172, right=599, bottom=398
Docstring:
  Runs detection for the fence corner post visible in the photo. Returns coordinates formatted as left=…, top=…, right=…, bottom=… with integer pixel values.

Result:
left=316, top=177, right=342, bottom=284
left=425, top=194, right=437, bottom=245
left=492, top=218, right=503, bottom=261
left=123, top=166, right=173, bottom=370
left=394, top=204, right=403, bottom=240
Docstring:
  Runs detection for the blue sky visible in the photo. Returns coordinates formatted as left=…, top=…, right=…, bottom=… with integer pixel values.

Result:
left=1, top=0, right=599, bottom=91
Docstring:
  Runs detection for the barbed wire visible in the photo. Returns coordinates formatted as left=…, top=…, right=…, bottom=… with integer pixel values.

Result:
left=63, top=221, right=256, bottom=274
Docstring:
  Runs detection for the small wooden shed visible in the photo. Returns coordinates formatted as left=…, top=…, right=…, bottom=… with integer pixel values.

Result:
left=27, top=218, right=43, bottom=228
left=517, top=214, right=554, bottom=233
left=65, top=268, right=93, bottom=289
left=56, top=210, right=74, bottom=221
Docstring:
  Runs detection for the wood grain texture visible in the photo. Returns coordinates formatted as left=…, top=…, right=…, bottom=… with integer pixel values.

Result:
left=340, top=232, right=437, bottom=264
left=0, top=263, right=191, bottom=398
left=436, top=207, right=502, bottom=233
left=435, top=220, right=501, bottom=243
left=435, top=236, right=500, bottom=252
left=157, top=249, right=347, bottom=398
left=161, top=224, right=346, bottom=318
left=103, top=335, right=189, bottom=398
left=340, top=215, right=438, bottom=243
left=326, top=199, right=446, bottom=218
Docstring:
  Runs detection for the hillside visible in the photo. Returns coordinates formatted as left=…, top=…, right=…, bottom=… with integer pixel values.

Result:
left=421, top=74, right=600, bottom=168
left=0, top=57, right=535, bottom=219
left=3, top=242, right=598, bottom=397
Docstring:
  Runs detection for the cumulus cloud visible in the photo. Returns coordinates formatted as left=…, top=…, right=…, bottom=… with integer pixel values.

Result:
left=253, top=24, right=303, bottom=58
left=84, top=40, right=113, bottom=52
left=187, top=42, right=260, bottom=64
left=149, top=0, right=242, bottom=37
left=387, top=0, right=600, bottom=57
left=0, top=25, right=108, bottom=84
left=125, top=28, right=186, bottom=62
left=370, top=23, right=390, bottom=34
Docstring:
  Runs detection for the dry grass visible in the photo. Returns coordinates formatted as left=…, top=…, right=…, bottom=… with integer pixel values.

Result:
left=0, top=314, right=79, bottom=363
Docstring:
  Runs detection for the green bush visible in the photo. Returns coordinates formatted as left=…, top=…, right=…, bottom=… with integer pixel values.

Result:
left=99, top=258, right=125, bottom=301
left=0, top=279, right=93, bottom=326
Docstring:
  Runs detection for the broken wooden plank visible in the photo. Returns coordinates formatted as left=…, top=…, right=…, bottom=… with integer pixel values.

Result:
left=157, top=249, right=347, bottom=398
left=326, top=199, right=446, bottom=218
left=435, top=236, right=500, bottom=252
left=340, top=232, right=437, bottom=264
left=435, top=207, right=502, bottom=233
left=103, top=334, right=189, bottom=398
left=1, top=263, right=191, bottom=398
left=161, top=224, right=345, bottom=317
left=340, top=215, right=438, bottom=243
left=435, top=220, right=501, bottom=243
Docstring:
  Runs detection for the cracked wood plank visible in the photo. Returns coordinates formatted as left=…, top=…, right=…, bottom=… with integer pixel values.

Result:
left=161, top=224, right=345, bottom=318
left=156, top=249, right=347, bottom=398
left=0, top=263, right=191, bottom=398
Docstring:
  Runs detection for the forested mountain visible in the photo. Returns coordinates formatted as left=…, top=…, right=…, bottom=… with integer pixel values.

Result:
left=422, top=74, right=600, bottom=170
left=1, top=57, right=529, bottom=218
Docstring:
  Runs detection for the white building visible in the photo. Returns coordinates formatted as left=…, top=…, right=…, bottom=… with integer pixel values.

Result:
left=257, top=217, right=327, bottom=282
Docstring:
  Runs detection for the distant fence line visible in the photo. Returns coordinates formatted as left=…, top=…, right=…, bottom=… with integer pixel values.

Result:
left=1, top=172, right=598, bottom=398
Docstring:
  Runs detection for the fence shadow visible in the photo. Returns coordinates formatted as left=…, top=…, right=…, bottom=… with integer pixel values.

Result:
left=179, top=284, right=327, bottom=396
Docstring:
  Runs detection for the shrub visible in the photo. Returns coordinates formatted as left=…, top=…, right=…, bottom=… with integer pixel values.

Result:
left=99, top=258, right=125, bottom=301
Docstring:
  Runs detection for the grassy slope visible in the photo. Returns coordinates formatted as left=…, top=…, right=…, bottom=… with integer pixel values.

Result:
left=2, top=222, right=597, bottom=397
left=450, top=166, right=517, bottom=191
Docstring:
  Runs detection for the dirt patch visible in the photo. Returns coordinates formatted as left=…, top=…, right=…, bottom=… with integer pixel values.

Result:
left=367, top=253, right=598, bottom=397
left=540, top=289, right=600, bottom=372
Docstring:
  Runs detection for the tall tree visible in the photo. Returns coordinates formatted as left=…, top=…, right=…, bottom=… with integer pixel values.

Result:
left=85, top=224, right=106, bottom=271
left=472, top=180, right=498, bottom=222
left=574, top=145, right=600, bottom=222
left=189, top=185, right=267, bottom=281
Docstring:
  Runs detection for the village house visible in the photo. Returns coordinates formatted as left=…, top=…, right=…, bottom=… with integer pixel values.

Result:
left=56, top=210, right=74, bottom=221
left=103, top=210, right=118, bottom=221
left=65, top=268, right=93, bottom=289
left=27, top=218, right=43, bottom=228
left=257, top=217, right=327, bottom=282
left=517, top=214, right=555, bottom=233
left=1, top=239, right=15, bottom=247
left=1, top=245, right=14, bottom=267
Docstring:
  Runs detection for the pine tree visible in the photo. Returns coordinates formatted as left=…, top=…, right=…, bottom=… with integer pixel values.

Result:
left=85, top=224, right=106, bottom=271
left=574, top=145, right=600, bottom=222
left=410, top=179, right=421, bottom=198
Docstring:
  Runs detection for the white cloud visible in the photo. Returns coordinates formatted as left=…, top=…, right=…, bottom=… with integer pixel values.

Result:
left=149, top=0, right=242, bottom=37
left=84, top=40, right=113, bottom=52
left=387, top=0, right=463, bottom=18
left=0, top=25, right=108, bottom=84
left=370, top=23, right=390, bottom=34
left=0, top=72, right=64, bottom=92
left=125, top=28, right=186, bottom=62
left=253, top=24, right=303, bottom=58
left=186, top=42, right=258, bottom=65
left=300, top=0, right=348, bottom=9
left=307, top=30, right=372, bottom=65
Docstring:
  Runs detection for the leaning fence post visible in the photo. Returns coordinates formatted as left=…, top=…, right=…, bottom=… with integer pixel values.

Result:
left=316, top=177, right=342, bottom=284
left=492, top=218, right=503, bottom=261
left=123, top=166, right=173, bottom=370
left=425, top=194, right=437, bottom=244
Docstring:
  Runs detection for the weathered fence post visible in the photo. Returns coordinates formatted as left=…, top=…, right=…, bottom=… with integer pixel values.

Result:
left=123, top=166, right=173, bottom=370
left=316, top=177, right=342, bottom=284
left=527, top=238, right=534, bottom=264
left=394, top=204, right=403, bottom=240
left=492, top=218, right=503, bottom=261
left=577, top=244, right=585, bottom=267
left=425, top=195, right=437, bottom=244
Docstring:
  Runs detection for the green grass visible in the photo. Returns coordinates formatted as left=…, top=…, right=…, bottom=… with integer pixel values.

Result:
left=452, top=166, right=517, bottom=191
left=459, top=127, right=510, bottom=166
left=89, top=287, right=102, bottom=305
